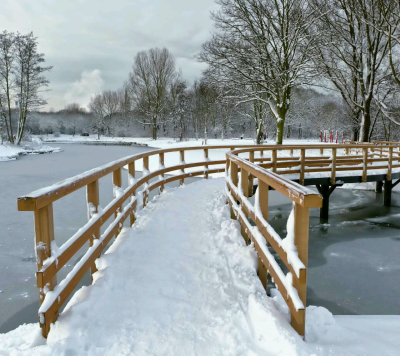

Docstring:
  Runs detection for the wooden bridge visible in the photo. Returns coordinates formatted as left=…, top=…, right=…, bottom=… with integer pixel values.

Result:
left=17, top=141, right=400, bottom=339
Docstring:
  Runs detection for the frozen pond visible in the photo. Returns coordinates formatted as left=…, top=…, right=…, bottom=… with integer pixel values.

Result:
left=0, top=143, right=399, bottom=333
left=267, top=187, right=400, bottom=315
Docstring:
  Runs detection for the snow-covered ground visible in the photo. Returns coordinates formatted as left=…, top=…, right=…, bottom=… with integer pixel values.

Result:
left=40, top=133, right=322, bottom=147
left=0, top=138, right=61, bottom=162
left=1, top=178, right=399, bottom=355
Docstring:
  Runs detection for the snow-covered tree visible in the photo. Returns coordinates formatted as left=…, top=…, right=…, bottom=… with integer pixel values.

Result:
left=313, top=0, right=398, bottom=142
left=127, top=48, right=177, bottom=140
left=199, top=0, right=320, bottom=144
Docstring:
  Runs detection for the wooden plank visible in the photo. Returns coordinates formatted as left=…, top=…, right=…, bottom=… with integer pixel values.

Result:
left=180, top=150, right=185, bottom=185
left=272, top=150, right=277, bottom=172
left=300, top=149, right=305, bottom=185
left=362, top=148, right=368, bottom=182
left=388, top=147, right=393, bottom=181
left=113, top=168, right=122, bottom=234
left=291, top=203, right=310, bottom=337
left=128, top=162, right=136, bottom=226
left=231, top=161, right=238, bottom=187
left=204, top=148, right=209, bottom=179
left=331, top=148, right=336, bottom=185
left=258, top=180, right=269, bottom=221
left=241, top=167, right=249, bottom=198
left=142, top=157, right=149, bottom=207
left=34, top=203, right=57, bottom=337
left=248, top=151, right=254, bottom=196
left=159, top=152, right=165, bottom=193
left=87, top=180, right=100, bottom=279
left=258, top=179, right=269, bottom=290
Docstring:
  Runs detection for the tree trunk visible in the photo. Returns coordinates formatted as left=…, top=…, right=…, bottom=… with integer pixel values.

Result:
left=359, top=111, right=371, bottom=142
left=152, top=117, right=157, bottom=140
left=276, top=119, right=285, bottom=145
left=352, top=129, right=358, bottom=141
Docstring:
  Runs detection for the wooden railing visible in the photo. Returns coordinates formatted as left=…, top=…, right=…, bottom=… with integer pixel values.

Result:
left=225, top=147, right=322, bottom=336
left=17, top=145, right=259, bottom=338
left=17, top=142, right=400, bottom=339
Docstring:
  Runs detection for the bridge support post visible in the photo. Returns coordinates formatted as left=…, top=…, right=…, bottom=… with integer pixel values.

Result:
left=316, top=184, right=338, bottom=222
left=375, top=181, right=383, bottom=193
left=384, top=180, right=392, bottom=207
left=320, top=185, right=330, bottom=221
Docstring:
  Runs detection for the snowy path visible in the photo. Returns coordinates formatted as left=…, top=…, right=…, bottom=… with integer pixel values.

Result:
left=1, top=178, right=400, bottom=355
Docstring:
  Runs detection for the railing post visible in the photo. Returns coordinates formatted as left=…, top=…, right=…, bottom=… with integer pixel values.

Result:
left=240, top=166, right=249, bottom=198
left=300, top=149, right=305, bottom=185
left=331, top=148, right=336, bottom=185
left=143, top=156, right=149, bottom=207
left=239, top=165, right=249, bottom=244
left=180, top=150, right=185, bottom=185
left=291, top=203, right=310, bottom=337
left=362, top=148, right=368, bottom=182
left=87, top=180, right=100, bottom=279
left=128, top=161, right=136, bottom=226
left=248, top=151, right=254, bottom=196
left=388, top=146, right=393, bottom=181
left=159, top=152, right=165, bottom=193
left=320, top=147, right=323, bottom=156
left=260, top=150, right=264, bottom=163
left=204, top=148, right=209, bottom=179
left=258, top=180, right=269, bottom=291
left=230, top=162, right=238, bottom=220
left=272, top=149, right=277, bottom=173
left=113, top=168, right=122, bottom=235
left=34, top=203, right=57, bottom=337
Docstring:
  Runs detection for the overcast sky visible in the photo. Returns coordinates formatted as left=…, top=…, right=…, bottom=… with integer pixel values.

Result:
left=0, top=0, right=218, bottom=110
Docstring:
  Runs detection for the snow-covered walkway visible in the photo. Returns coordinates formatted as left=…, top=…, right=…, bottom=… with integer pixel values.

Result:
left=1, top=178, right=400, bottom=355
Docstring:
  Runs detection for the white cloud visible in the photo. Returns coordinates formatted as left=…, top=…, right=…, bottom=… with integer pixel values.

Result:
left=64, top=70, right=104, bottom=109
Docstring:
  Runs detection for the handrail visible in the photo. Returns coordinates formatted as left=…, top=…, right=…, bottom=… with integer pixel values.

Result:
left=17, top=142, right=400, bottom=339
left=226, top=148, right=322, bottom=337
left=18, top=145, right=263, bottom=338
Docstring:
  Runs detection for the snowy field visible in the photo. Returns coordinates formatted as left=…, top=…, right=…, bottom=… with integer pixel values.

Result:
left=0, top=178, right=399, bottom=355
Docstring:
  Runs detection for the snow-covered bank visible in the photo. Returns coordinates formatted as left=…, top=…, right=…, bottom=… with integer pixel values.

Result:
left=0, top=140, right=61, bottom=162
left=40, top=134, right=320, bottom=147
left=1, top=178, right=399, bottom=355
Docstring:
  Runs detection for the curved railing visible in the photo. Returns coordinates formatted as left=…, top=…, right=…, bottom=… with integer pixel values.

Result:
left=17, top=142, right=400, bottom=338
left=17, top=145, right=260, bottom=337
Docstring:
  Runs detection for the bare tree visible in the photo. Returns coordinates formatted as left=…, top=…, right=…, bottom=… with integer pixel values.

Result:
left=170, top=75, right=190, bottom=141
left=313, top=0, right=397, bottom=142
left=14, top=33, right=51, bottom=144
left=191, top=79, right=218, bottom=144
left=102, top=90, right=120, bottom=136
left=127, top=48, right=177, bottom=140
left=89, top=93, right=106, bottom=139
left=0, top=31, right=15, bottom=144
left=64, top=103, right=86, bottom=136
left=0, top=31, right=51, bottom=144
left=199, top=0, right=319, bottom=144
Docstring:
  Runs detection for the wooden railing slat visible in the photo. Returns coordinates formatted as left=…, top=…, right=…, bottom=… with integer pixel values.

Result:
left=87, top=180, right=100, bottom=279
